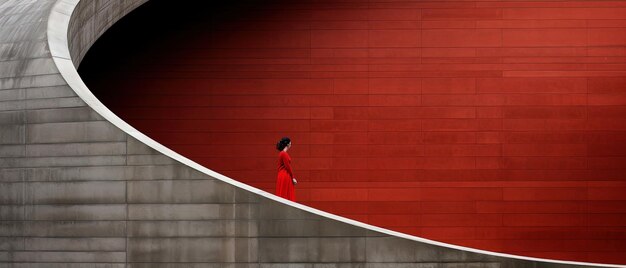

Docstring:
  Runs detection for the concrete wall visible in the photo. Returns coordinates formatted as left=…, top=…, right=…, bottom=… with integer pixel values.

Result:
left=0, top=0, right=616, bottom=267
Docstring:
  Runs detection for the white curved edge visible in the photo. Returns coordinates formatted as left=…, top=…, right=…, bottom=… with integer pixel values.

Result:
left=46, top=1, right=626, bottom=267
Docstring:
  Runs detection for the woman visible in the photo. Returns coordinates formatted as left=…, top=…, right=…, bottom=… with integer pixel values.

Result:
left=276, top=137, right=297, bottom=201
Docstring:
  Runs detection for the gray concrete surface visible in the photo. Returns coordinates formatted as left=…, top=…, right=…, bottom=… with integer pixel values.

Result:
left=0, top=0, right=615, bottom=267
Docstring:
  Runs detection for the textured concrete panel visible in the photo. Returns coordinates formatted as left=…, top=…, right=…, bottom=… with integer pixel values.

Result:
left=235, top=237, right=258, bottom=262
left=0, top=41, right=48, bottom=61
left=24, top=237, right=125, bottom=251
left=24, top=142, right=126, bottom=157
left=26, top=107, right=103, bottom=123
left=440, top=249, right=501, bottom=263
left=24, top=181, right=126, bottom=204
left=19, top=165, right=208, bottom=182
left=0, top=99, right=25, bottom=111
left=0, top=60, right=55, bottom=80
left=1, top=251, right=125, bottom=262
left=27, top=121, right=126, bottom=143
left=21, top=221, right=126, bottom=237
left=124, top=165, right=209, bottom=180
left=0, top=60, right=22, bottom=78
left=0, top=205, right=24, bottom=220
left=234, top=203, right=259, bottom=220
left=0, top=74, right=66, bottom=90
left=0, top=182, right=23, bottom=204
left=0, top=155, right=127, bottom=168
left=366, top=265, right=437, bottom=268
left=236, top=220, right=259, bottom=238
left=25, top=85, right=77, bottom=99
left=0, top=264, right=125, bottom=268
left=127, top=264, right=254, bottom=268
left=365, top=236, right=440, bottom=262
left=128, top=204, right=235, bottom=220
left=127, top=220, right=237, bottom=237
left=259, top=219, right=320, bottom=237
left=260, top=265, right=365, bottom=268
left=0, top=124, right=24, bottom=144
left=0, top=23, right=47, bottom=44
left=0, top=169, right=22, bottom=182
left=259, top=237, right=366, bottom=262
left=319, top=219, right=369, bottom=237
left=319, top=237, right=366, bottom=262
left=23, top=166, right=129, bottom=182
left=128, top=237, right=235, bottom=262
left=20, top=58, right=59, bottom=77
left=126, top=155, right=176, bottom=165
left=0, top=222, right=23, bottom=237
left=24, top=204, right=126, bottom=220
left=127, top=180, right=235, bottom=204
left=0, top=111, right=24, bottom=124
left=25, top=96, right=86, bottom=109
left=0, top=145, right=25, bottom=157
left=0, top=237, right=24, bottom=251
left=0, top=89, right=24, bottom=102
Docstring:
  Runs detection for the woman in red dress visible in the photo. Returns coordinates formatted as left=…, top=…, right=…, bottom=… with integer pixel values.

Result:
left=276, top=137, right=297, bottom=201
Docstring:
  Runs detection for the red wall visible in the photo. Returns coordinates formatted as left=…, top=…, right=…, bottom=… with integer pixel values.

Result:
left=81, top=0, right=626, bottom=264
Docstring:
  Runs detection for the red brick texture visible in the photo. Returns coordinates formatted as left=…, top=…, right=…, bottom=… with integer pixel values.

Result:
left=82, top=0, right=626, bottom=264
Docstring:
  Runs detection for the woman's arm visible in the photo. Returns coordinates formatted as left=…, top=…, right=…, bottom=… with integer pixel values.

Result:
left=280, top=152, right=294, bottom=178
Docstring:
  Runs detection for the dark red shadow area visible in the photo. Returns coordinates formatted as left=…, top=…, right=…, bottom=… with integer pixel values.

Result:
left=79, top=0, right=626, bottom=264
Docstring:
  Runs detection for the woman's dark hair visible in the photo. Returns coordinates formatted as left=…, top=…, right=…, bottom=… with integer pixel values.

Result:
left=276, top=137, right=291, bottom=151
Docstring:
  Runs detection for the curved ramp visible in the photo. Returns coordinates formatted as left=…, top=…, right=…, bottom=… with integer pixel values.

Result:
left=0, top=0, right=622, bottom=267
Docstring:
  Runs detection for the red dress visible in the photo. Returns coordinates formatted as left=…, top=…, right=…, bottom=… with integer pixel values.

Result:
left=276, top=151, right=296, bottom=201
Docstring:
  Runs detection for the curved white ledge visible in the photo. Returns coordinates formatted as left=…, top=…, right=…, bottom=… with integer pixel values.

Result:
left=47, top=1, right=625, bottom=267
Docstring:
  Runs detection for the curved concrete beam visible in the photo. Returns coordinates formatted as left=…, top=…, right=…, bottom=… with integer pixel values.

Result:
left=0, top=0, right=622, bottom=266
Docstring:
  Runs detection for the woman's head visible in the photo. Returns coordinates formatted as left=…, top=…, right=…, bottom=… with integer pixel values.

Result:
left=276, top=137, right=291, bottom=151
